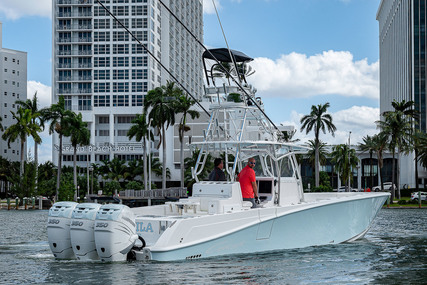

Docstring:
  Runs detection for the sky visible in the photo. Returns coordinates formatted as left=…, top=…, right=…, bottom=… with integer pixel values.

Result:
left=0, top=0, right=381, bottom=163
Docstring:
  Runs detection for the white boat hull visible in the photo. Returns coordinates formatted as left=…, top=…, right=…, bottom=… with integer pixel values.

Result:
left=138, top=193, right=388, bottom=261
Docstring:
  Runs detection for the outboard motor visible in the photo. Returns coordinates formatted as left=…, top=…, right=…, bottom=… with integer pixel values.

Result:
left=47, top=201, right=78, bottom=259
left=94, top=204, right=138, bottom=262
left=70, top=203, right=102, bottom=261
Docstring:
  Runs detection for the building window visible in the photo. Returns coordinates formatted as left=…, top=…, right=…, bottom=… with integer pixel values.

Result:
left=94, top=44, right=110, bottom=55
left=99, top=130, right=110, bottom=136
left=113, top=31, right=129, bottom=41
left=94, top=70, right=110, bottom=80
left=132, top=43, right=147, bottom=54
left=98, top=116, right=110, bottom=124
left=132, top=69, right=147, bottom=79
left=94, top=31, right=110, bottom=42
left=94, top=18, right=110, bottom=29
left=113, top=95, right=128, bottom=106
left=113, top=82, right=129, bottom=92
left=117, top=116, right=136, bottom=123
left=94, top=95, right=111, bottom=107
left=132, top=82, right=147, bottom=92
left=112, top=6, right=129, bottom=16
left=117, top=129, right=128, bottom=136
left=112, top=18, right=129, bottom=29
left=78, top=95, right=92, bottom=111
left=94, top=82, right=110, bottom=93
left=131, top=56, right=147, bottom=67
left=63, top=96, right=72, bottom=110
left=132, top=95, right=143, bottom=106
left=113, top=57, right=129, bottom=67
left=94, top=57, right=110, bottom=67
left=113, top=44, right=129, bottom=54
left=113, top=69, right=129, bottom=80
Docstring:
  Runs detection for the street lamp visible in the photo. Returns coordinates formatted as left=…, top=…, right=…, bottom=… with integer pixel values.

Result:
left=148, top=118, right=153, bottom=191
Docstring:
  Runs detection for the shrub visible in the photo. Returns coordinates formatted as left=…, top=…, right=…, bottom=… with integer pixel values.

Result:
left=397, top=199, right=407, bottom=205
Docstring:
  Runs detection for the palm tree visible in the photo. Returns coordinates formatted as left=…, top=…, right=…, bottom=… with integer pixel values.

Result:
left=127, top=113, right=153, bottom=190
left=175, top=94, right=200, bottom=188
left=418, top=132, right=427, bottom=169
left=2, top=108, right=42, bottom=181
left=371, top=133, right=388, bottom=191
left=15, top=92, right=45, bottom=190
left=101, top=158, right=128, bottom=183
left=412, top=130, right=427, bottom=192
left=377, top=100, right=415, bottom=200
left=144, top=81, right=180, bottom=189
left=300, top=103, right=337, bottom=187
left=0, top=116, right=3, bottom=132
left=359, top=135, right=376, bottom=189
left=66, top=112, right=90, bottom=199
left=305, top=139, right=328, bottom=171
left=42, top=96, right=75, bottom=200
left=330, top=144, right=359, bottom=191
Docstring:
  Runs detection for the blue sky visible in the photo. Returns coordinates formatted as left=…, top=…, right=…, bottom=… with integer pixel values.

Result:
left=0, top=0, right=381, bottom=163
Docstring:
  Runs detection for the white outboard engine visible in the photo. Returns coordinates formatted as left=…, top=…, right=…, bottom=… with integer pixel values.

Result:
left=47, top=201, right=78, bottom=259
left=70, top=203, right=102, bottom=261
left=94, top=204, right=138, bottom=262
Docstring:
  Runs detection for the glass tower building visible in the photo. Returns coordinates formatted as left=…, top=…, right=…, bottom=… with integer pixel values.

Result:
left=377, top=0, right=427, bottom=187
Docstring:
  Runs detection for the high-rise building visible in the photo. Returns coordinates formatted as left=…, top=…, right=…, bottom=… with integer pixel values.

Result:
left=377, top=0, right=427, bottom=187
left=0, top=21, right=28, bottom=162
left=52, top=0, right=204, bottom=182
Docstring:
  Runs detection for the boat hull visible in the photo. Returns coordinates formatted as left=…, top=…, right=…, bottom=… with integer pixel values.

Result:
left=140, top=193, right=388, bottom=261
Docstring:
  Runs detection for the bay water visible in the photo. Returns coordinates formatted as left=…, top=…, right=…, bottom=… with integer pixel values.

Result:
left=0, top=208, right=426, bottom=284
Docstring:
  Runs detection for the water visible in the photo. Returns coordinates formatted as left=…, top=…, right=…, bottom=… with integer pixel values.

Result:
left=0, top=209, right=426, bottom=285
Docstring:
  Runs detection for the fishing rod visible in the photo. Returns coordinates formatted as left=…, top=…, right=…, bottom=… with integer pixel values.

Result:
left=94, top=0, right=211, bottom=118
left=157, top=0, right=281, bottom=134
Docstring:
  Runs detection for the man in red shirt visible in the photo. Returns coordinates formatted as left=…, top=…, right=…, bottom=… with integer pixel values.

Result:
left=238, top=158, right=258, bottom=208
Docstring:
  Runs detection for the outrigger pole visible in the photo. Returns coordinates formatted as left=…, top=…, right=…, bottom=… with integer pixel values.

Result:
left=95, top=0, right=211, bottom=118
left=157, top=0, right=281, bottom=134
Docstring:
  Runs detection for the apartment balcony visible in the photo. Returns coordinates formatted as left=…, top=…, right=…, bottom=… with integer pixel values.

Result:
left=58, top=76, right=72, bottom=81
left=57, top=0, right=72, bottom=4
left=57, top=50, right=72, bottom=56
left=76, top=37, right=92, bottom=43
left=58, top=38, right=71, bottom=43
left=75, top=12, right=92, bottom=18
left=78, top=105, right=93, bottom=111
left=77, top=63, right=92, bottom=68
left=77, top=50, right=92, bottom=55
left=77, top=89, right=92, bottom=94
left=58, top=63, right=72, bottom=68
left=57, top=25, right=72, bottom=30
left=57, top=12, right=72, bottom=18
left=78, top=76, right=92, bottom=81
left=58, top=89, right=72, bottom=94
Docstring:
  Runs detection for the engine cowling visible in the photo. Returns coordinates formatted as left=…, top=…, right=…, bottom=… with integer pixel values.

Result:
left=47, top=201, right=78, bottom=259
left=70, top=203, right=102, bottom=260
left=94, top=204, right=138, bottom=262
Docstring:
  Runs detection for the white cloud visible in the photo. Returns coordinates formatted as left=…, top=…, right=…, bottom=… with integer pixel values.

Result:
left=282, top=106, right=380, bottom=146
left=203, top=0, right=222, bottom=14
left=0, top=0, right=51, bottom=20
left=27, top=81, right=51, bottom=108
left=248, top=51, right=379, bottom=99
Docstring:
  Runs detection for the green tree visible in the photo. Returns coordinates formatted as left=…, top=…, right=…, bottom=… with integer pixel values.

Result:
left=144, top=81, right=180, bottom=189
left=371, top=133, right=388, bottom=191
left=2, top=108, right=42, bottom=180
left=300, top=103, right=336, bottom=187
left=65, top=112, right=90, bottom=200
left=184, top=148, right=213, bottom=193
left=305, top=139, right=328, bottom=171
left=127, top=113, right=153, bottom=190
left=377, top=100, right=415, bottom=200
left=175, top=94, right=200, bottom=188
left=15, top=92, right=45, bottom=190
left=330, top=144, right=359, bottom=191
left=43, top=96, right=75, bottom=200
left=359, top=135, right=376, bottom=189
left=413, top=130, right=427, bottom=191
